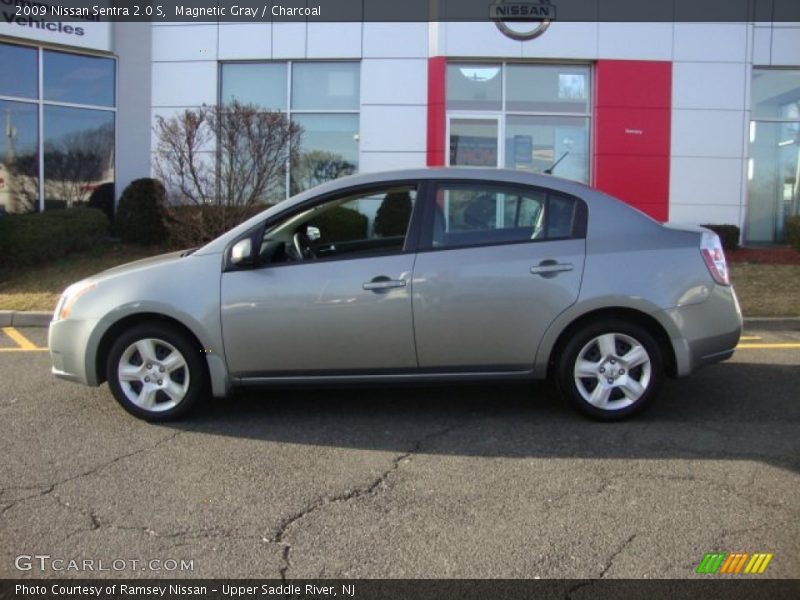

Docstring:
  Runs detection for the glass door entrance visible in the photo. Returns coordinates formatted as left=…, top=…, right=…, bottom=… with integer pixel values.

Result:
left=448, top=117, right=500, bottom=167
left=747, top=69, right=800, bottom=244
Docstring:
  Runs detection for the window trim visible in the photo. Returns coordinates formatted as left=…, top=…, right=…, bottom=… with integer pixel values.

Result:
left=417, top=179, right=587, bottom=253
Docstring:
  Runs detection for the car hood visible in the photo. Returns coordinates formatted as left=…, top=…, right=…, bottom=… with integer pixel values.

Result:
left=90, top=249, right=190, bottom=282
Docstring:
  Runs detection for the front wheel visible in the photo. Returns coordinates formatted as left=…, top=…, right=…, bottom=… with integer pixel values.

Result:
left=106, top=322, right=207, bottom=421
left=555, top=319, right=664, bottom=421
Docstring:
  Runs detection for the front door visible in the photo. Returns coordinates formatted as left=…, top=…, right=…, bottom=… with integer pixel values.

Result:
left=221, top=184, right=420, bottom=377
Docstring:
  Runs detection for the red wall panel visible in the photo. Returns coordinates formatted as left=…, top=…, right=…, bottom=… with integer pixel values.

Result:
left=426, top=56, right=446, bottom=167
left=593, top=60, right=672, bottom=222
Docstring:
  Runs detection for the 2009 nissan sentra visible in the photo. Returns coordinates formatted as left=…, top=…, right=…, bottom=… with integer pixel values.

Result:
left=49, top=168, right=742, bottom=421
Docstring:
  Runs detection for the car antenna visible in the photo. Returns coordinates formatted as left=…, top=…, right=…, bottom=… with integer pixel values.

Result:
left=544, top=150, right=569, bottom=174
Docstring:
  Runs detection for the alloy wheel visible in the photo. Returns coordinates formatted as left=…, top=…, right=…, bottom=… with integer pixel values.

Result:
left=573, top=332, right=652, bottom=411
left=117, top=338, right=190, bottom=412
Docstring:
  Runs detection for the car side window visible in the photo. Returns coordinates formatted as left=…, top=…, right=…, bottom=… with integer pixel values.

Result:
left=258, top=185, right=417, bottom=264
left=430, top=183, right=581, bottom=249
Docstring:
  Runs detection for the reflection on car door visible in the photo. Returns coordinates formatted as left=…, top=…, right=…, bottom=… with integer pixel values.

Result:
left=411, top=182, right=586, bottom=370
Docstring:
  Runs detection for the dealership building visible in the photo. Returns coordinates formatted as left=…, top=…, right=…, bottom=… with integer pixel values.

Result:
left=1, top=12, right=799, bottom=244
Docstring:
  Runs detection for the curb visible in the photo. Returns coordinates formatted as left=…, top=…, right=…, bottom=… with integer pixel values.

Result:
left=742, top=317, right=800, bottom=331
left=0, top=311, right=52, bottom=328
left=2, top=311, right=800, bottom=330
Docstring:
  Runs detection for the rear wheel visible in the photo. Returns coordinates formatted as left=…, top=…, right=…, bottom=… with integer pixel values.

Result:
left=555, top=319, right=664, bottom=421
left=106, top=322, right=206, bottom=421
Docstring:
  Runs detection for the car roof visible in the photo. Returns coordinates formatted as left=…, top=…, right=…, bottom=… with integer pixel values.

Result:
left=296, top=167, right=595, bottom=198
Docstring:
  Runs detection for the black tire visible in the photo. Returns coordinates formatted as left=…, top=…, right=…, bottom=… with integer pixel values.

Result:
left=106, top=321, right=207, bottom=422
left=554, top=319, right=664, bottom=421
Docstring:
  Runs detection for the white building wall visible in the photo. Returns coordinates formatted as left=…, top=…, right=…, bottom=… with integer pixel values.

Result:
left=669, top=23, right=750, bottom=228
left=150, top=23, right=219, bottom=175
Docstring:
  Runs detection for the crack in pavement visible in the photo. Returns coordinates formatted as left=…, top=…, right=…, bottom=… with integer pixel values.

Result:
left=0, top=429, right=185, bottom=518
left=564, top=533, right=637, bottom=597
left=272, top=422, right=466, bottom=581
left=599, top=533, right=636, bottom=579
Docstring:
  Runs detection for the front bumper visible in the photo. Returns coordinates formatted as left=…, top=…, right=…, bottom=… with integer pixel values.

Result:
left=661, top=284, right=743, bottom=376
left=48, top=317, right=101, bottom=386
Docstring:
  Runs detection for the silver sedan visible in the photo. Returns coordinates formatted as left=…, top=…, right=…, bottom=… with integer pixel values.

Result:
left=49, top=168, right=742, bottom=421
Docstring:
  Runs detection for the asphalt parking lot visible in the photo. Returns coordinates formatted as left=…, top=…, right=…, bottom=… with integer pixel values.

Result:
left=1, top=325, right=799, bottom=579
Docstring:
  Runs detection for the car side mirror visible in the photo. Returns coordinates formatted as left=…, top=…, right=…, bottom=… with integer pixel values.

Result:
left=306, top=225, right=321, bottom=241
left=230, top=238, right=254, bottom=267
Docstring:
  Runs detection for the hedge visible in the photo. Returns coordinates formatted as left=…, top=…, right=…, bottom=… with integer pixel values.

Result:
left=785, top=215, right=800, bottom=252
left=0, top=207, right=109, bottom=270
left=701, top=224, right=740, bottom=251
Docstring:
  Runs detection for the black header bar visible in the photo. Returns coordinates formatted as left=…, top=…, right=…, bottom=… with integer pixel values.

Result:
left=1, top=0, right=800, bottom=23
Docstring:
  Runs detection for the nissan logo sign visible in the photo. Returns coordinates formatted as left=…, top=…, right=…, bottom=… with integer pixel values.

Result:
left=490, top=0, right=555, bottom=41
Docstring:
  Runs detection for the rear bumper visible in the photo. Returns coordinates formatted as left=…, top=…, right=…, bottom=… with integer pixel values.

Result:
left=660, top=284, right=743, bottom=376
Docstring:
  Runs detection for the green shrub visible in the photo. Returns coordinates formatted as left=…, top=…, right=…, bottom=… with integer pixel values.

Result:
left=310, top=206, right=368, bottom=243
left=785, top=215, right=800, bottom=252
left=701, top=224, right=740, bottom=251
left=0, top=207, right=108, bottom=270
left=116, top=178, right=168, bottom=245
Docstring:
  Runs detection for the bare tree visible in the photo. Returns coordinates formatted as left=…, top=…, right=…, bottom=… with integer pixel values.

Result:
left=153, top=101, right=302, bottom=243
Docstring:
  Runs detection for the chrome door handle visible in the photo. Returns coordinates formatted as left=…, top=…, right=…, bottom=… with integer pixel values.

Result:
left=363, top=278, right=407, bottom=291
left=530, top=263, right=574, bottom=275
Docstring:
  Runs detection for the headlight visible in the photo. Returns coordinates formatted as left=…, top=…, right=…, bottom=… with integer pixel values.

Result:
left=53, top=280, right=97, bottom=322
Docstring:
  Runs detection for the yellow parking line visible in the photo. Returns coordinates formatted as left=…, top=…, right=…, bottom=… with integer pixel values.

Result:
left=2, top=327, right=39, bottom=350
left=739, top=336, right=762, bottom=340
left=0, top=347, right=49, bottom=353
left=737, top=343, right=800, bottom=349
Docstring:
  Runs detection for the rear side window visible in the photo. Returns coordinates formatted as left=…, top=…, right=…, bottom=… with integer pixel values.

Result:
left=428, top=182, right=584, bottom=249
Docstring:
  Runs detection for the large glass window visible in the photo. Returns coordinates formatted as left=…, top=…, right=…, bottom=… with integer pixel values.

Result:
left=0, top=44, right=38, bottom=99
left=43, top=107, right=115, bottom=210
left=446, top=64, right=502, bottom=111
left=43, top=50, right=115, bottom=107
left=221, top=63, right=287, bottom=110
left=747, top=69, right=800, bottom=244
left=447, top=63, right=591, bottom=183
left=291, top=62, right=360, bottom=111
left=220, top=61, right=360, bottom=201
left=290, top=114, right=359, bottom=194
left=0, top=42, right=115, bottom=214
left=505, top=115, right=589, bottom=182
left=0, top=101, right=39, bottom=214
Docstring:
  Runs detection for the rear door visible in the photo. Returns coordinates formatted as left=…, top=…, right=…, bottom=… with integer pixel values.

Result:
left=411, top=180, right=586, bottom=370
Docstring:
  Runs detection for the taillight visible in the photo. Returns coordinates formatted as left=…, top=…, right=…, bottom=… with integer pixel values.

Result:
left=700, top=231, right=730, bottom=286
